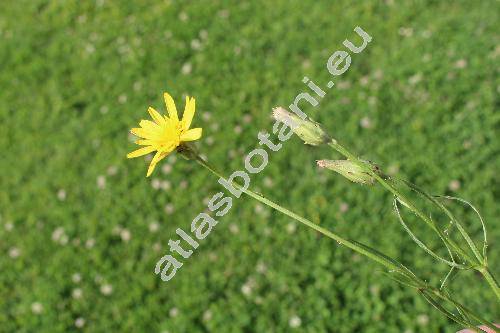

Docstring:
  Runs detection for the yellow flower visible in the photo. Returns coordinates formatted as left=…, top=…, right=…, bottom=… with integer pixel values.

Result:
left=127, top=92, right=202, bottom=177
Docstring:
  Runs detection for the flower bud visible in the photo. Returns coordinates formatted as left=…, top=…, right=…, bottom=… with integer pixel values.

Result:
left=272, top=107, right=330, bottom=146
left=317, top=159, right=381, bottom=185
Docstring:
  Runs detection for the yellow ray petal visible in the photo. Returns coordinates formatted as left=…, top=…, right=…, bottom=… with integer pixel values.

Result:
left=139, top=119, right=161, bottom=131
left=146, top=152, right=162, bottom=177
left=130, top=127, right=153, bottom=139
left=135, top=139, right=156, bottom=146
left=180, top=128, right=202, bottom=141
left=146, top=160, right=158, bottom=177
left=182, top=96, right=196, bottom=129
left=151, top=149, right=165, bottom=164
left=163, top=92, right=179, bottom=122
left=148, top=107, right=165, bottom=126
left=146, top=150, right=171, bottom=177
left=127, top=145, right=156, bottom=159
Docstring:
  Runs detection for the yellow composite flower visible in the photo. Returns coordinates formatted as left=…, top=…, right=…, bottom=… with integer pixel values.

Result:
left=127, top=92, right=202, bottom=177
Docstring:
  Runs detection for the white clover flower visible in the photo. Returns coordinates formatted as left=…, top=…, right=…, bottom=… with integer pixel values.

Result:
left=151, top=178, right=161, bottom=190
left=165, top=204, right=175, bottom=215
left=169, top=307, right=179, bottom=317
left=152, top=242, right=161, bottom=252
left=85, top=238, right=95, bottom=249
left=120, top=229, right=131, bottom=242
left=256, top=262, right=267, bottom=274
left=149, top=222, right=159, bottom=233
left=254, top=203, right=264, bottom=214
left=202, top=310, right=213, bottom=321
left=229, top=224, right=239, bottom=234
left=339, top=202, right=349, bottom=213
left=161, top=164, right=173, bottom=175
left=190, top=39, right=201, bottom=50
left=360, top=117, right=372, bottom=129
left=72, top=273, right=82, bottom=283
left=31, top=302, right=43, bottom=314
left=75, top=317, right=85, bottom=328
left=9, top=247, right=20, bottom=258
left=178, top=12, right=188, bottom=21
left=100, top=284, right=113, bottom=296
left=4, top=222, right=13, bottom=231
left=52, top=227, right=65, bottom=242
left=118, top=94, right=127, bottom=104
left=133, top=81, right=142, bottom=92
left=417, top=314, right=429, bottom=326
left=57, top=189, right=66, bottom=201
left=199, top=30, right=208, bottom=40
left=72, top=288, right=83, bottom=299
left=263, top=177, right=273, bottom=188
left=289, top=315, right=302, bottom=328
left=96, top=175, right=106, bottom=189
left=448, top=180, right=461, bottom=191
left=241, top=283, right=252, bottom=296
left=454, top=59, right=467, bottom=69
left=160, top=181, right=171, bottom=191
left=181, top=62, right=192, bottom=75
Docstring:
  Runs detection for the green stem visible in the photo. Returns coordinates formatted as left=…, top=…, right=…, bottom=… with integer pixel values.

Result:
left=327, top=140, right=500, bottom=301
left=328, top=141, right=476, bottom=266
left=195, top=156, right=405, bottom=275
left=430, top=288, right=498, bottom=332
left=481, top=268, right=500, bottom=301
left=419, top=290, right=476, bottom=330
left=193, top=155, right=496, bottom=330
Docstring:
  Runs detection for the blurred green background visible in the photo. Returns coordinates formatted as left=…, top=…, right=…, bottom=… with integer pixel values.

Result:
left=1, top=0, right=499, bottom=332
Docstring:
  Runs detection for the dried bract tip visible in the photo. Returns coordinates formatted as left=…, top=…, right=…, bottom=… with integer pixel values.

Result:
left=177, top=142, right=199, bottom=161
left=272, top=107, right=330, bottom=146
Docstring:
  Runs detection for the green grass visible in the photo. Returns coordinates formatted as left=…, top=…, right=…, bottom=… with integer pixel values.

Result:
left=1, top=0, right=499, bottom=332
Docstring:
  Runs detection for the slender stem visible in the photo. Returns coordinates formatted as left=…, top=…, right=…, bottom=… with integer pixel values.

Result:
left=419, top=290, right=477, bottom=331
left=195, top=156, right=405, bottom=274
left=328, top=141, right=476, bottom=265
left=402, top=180, right=485, bottom=266
left=430, top=288, right=498, bottom=332
left=327, top=140, right=500, bottom=300
left=481, top=268, right=500, bottom=301
left=193, top=155, right=497, bottom=330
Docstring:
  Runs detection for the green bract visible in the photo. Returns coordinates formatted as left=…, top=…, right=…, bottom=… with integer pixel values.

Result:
left=317, top=159, right=379, bottom=185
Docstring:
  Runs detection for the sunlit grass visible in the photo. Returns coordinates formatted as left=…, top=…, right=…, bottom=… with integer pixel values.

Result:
left=0, top=1, right=498, bottom=332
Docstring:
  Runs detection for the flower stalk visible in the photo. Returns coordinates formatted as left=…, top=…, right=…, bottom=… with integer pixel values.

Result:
left=193, top=154, right=496, bottom=332
left=326, top=138, right=500, bottom=301
left=128, top=94, right=498, bottom=331
left=270, top=105, right=498, bottom=327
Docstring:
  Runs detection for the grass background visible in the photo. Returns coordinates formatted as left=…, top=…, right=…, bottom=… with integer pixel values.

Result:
left=1, top=0, right=499, bottom=332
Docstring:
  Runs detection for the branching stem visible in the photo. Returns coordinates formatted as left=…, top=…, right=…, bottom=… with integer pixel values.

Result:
left=192, top=154, right=497, bottom=332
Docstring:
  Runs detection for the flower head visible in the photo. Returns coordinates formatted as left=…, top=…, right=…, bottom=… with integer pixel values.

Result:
left=127, top=92, right=202, bottom=176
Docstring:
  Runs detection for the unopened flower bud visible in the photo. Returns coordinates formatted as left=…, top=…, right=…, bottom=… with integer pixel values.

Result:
left=317, top=159, right=381, bottom=185
left=272, top=107, right=330, bottom=146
